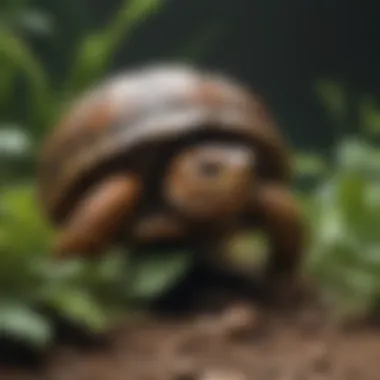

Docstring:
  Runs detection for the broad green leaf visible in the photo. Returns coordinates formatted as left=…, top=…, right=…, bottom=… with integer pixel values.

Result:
left=0, top=303, right=53, bottom=348
left=0, top=184, right=53, bottom=256
left=46, top=288, right=109, bottom=330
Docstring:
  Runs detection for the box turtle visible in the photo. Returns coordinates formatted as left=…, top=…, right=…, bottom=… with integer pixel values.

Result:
left=37, top=63, right=305, bottom=302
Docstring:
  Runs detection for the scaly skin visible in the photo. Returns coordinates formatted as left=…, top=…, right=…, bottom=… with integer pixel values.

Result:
left=252, top=183, right=306, bottom=304
left=54, top=174, right=141, bottom=259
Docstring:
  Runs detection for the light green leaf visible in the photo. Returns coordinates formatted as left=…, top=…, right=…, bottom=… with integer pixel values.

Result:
left=0, top=303, right=53, bottom=348
left=47, top=288, right=108, bottom=330
left=336, top=173, right=366, bottom=224
left=335, top=138, right=373, bottom=172
left=0, top=184, right=53, bottom=256
left=0, top=126, right=31, bottom=157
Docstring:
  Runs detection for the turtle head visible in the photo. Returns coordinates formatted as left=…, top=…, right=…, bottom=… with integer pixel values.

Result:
left=163, top=141, right=256, bottom=222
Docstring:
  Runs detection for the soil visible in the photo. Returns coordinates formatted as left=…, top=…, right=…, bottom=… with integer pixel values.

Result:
left=3, top=300, right=380, bottom=380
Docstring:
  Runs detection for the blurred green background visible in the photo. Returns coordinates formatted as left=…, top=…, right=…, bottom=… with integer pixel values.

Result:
left=1, top=0, right=380, bottom=348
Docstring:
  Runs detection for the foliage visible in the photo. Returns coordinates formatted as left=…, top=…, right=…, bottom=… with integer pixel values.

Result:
left=0, top=184, right=192, bottom=346
left=306, top=79, right=380, bottom=318
left=306, top=138, right=380, bottom=318
left=0, top=0, right=165, bottom=142
left=64, top=0, right=164, bottom=98
left=0, top=0, right=184, bottom=349
left=316, top=78, right=380, bottom=138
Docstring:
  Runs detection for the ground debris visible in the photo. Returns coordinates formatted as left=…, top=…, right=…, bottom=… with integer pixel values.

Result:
left=6, top=301, right=380, bottom=380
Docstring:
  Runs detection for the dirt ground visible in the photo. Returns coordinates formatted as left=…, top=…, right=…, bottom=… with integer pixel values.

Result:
left=3, top=300, right=380, bottom=380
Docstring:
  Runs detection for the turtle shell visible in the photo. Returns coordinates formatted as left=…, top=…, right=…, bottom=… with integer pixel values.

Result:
left=38, top=63, right=292, bottom=225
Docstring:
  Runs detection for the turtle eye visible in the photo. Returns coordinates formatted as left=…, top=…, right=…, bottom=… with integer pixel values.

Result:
left=198, top=160, right=223, bottom=178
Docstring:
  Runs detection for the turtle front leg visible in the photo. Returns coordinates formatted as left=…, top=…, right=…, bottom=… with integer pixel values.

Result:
left=249, top=183, right=307, bottom=305
left=54, top=174, right=141, bottom=259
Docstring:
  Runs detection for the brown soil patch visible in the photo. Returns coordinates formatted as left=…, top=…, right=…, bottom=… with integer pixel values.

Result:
left=5, top=301, right=379, bottom=380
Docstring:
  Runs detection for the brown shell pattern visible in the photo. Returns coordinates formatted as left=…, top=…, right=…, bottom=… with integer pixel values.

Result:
left=38, top=64, right=291, bottom=223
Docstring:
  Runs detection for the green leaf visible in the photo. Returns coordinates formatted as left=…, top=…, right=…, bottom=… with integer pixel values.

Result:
left=64, top=0, right=164, bottom=97
left=359, top=95, right=380, bottom=135
left=0, top=303, right=53, bottom=348
left=336, top=173, right=366, bottom=225
left=0, top=126, right=31, bottom=157
left=335, top=138, right=373, bottom=172
left=226, top=231, right=269, bottom=271
left=0, top=31, right=53, bottom=129
left=129, top=251, right=191, bottom=300
left=17, top=9, right=53, bottom=36
left=0, top=184, right=53, bottom=256
left=36, top=259, right=87, bottom=284
left=293, top=152, right=327, bottom=177
left=46, top=287, right=109, bottom=330
left=306, top=137, right=380, bottom=317
left=315, top=79, right=347, bottom=126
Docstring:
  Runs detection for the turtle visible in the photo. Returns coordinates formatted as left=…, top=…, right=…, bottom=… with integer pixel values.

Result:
left=37, top=63, right=306, bottom=305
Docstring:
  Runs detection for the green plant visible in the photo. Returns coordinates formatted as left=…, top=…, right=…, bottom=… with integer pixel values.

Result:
left=297, top=79, right=380, bottom=318
left=315, top=78, right=380, bottom=139
left=1, top=0, right=165, bottom=141
left=0, top=0, right=183, bottom=348
left=0, top=184, right=193, bottom=346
